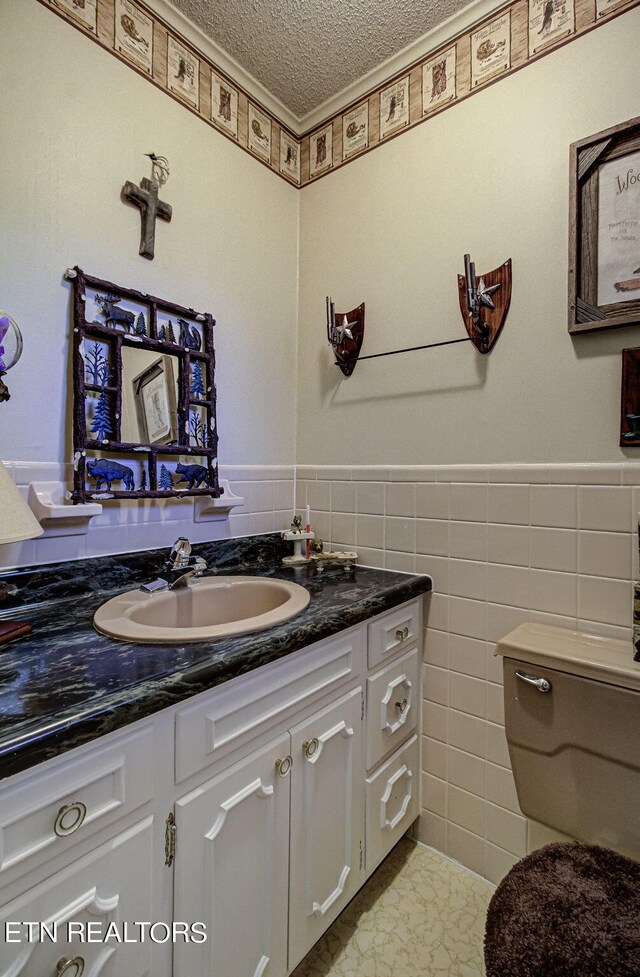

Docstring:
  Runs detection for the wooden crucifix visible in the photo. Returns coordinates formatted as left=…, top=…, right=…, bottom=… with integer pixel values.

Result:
left=122, top=173, right=172, bottom=260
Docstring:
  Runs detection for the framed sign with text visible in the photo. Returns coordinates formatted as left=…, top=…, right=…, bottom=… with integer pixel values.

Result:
left=569, top=116, right=640, bottom=334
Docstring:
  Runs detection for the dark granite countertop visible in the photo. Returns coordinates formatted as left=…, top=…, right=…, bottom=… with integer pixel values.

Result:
left=0, top=535, right=431, bottom=781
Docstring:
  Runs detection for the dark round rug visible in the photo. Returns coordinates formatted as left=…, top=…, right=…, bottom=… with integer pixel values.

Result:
left=484, top=842, right=640, bottom=977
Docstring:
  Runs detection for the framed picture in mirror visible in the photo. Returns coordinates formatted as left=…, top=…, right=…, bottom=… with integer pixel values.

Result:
left=69, top=266, right=220, bottom=502
left=133, top=355, right=177, bottom=445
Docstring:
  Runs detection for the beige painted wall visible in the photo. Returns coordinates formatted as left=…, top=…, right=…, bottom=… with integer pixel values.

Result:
left=297, top=9, right=640, bottom=465
left=0, top=0, right=299, bottom=467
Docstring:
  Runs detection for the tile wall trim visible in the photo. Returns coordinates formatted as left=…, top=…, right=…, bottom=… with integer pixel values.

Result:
left=35, top=0, right=640, bottom=188
left=298, top=461, right=640, bottom=884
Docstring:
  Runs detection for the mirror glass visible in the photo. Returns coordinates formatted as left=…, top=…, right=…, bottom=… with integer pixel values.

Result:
left=121, top=347, right=181, bottom=445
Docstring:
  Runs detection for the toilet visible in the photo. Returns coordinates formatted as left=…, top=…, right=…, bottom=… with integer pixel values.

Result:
left=484, top=623, right=640, bottom=977
left=495, top=621, right=640, bottom=859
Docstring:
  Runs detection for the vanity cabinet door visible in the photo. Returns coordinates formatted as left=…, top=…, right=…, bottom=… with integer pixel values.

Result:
left=365, top=734, right=419, bottom=873
left=288, top=687, right=364, bottom=971
left=173, top=731, right=291, bottom=977
left=366, top=647, right=420, bottom=770
left=0, top=817, right=156, bottom=977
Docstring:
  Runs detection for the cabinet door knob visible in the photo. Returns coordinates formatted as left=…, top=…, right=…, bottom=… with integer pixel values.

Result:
left=53, top=802, right=87, bottom=838
left=56, top=958, right=85, bottom=977
left=275, top=755, right=293, bottom=777
left=395, top=626, right=409, bottom=641
left=302, top=737, right=319, bottom=759
left=395, top=698, right=408, bottom=714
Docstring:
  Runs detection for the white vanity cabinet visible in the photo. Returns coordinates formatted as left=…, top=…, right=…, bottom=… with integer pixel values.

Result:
left=173, top=730, right=292, bottom=977
left=0, top=596, right=423, bottom=977
left=171, top=623, right=366, bottom=977
left=364, top=612, right=422, bottom=874
left=0, top=818, right=155, bottom=977
left=0, top=722, right=162, bottom=977
left=173, top=685, right=364, bottom=977
left=288, top=686, right=364, bottom=969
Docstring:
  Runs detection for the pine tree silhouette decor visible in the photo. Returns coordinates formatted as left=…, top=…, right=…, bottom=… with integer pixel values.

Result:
left=165, top=320, right=176, bottom=344
left=159, top=463, right=173, bottom=490
left=135, top=312, right=147, bottom=336
left=139, top=469, right=147, bottom=491
left=190, top=361, right=205, bottom=400
left=90, top=389, right=112, bottom=441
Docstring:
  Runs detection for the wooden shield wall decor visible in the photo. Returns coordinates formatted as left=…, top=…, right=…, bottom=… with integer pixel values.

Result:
left=333, top=303, right=365, bottom=377
left=457, top=259, right=512, bottom=353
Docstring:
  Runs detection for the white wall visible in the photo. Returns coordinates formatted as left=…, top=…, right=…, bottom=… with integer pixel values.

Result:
left=297, top=9, right=640, bottom=466
left=0, top=0, right=299, bottom=469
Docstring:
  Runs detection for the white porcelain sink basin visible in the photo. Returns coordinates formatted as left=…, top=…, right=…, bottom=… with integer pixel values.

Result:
left=94, top=575, right=310, bottom=644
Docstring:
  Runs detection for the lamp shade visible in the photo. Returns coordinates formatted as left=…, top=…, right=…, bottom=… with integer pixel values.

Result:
left=0, top=462, right=43, bottom=545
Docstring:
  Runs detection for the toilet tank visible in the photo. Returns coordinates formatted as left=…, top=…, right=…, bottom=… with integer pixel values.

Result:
left=496, top=623, right=640, bottom=860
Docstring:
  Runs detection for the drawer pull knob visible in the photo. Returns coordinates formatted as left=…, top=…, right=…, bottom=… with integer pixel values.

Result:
left=395, top=626, right=409, bottom=641
left=275, top=755, right=293, bottom=777
left=53, top=802, right=87, bottom=838
left=395, top=698, right=408, bottom=714
left=56, top=958, right=85, bottom=977
left=302, top=737, right=319, bottom=759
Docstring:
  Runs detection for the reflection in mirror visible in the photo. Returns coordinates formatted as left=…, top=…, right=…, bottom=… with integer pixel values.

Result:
left=121, top=348, right=180, bottom=445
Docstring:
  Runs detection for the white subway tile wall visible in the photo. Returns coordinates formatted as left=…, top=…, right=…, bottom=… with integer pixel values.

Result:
left=0, top=463, right=295, bottom=568
left=297, top=463, right=640, bottom=886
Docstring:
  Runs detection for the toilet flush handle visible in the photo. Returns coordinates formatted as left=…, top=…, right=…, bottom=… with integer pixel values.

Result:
left=515, top=671, right=552, bottom=693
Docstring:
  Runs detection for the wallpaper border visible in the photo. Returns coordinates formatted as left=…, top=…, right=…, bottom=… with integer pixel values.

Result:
left=36, top=0, right=640, bottom=188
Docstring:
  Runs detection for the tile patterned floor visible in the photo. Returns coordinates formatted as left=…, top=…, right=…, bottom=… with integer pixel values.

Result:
left=292, top=839, right=495, bottom=977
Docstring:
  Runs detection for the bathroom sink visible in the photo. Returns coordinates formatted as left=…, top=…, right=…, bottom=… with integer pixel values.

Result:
left=93, top=576, right=310, bottom=644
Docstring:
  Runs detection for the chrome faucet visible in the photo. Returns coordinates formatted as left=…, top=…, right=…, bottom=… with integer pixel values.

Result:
left=140, top=537, right=207, bottom=593
left=165, top=537, right=207, bottom=588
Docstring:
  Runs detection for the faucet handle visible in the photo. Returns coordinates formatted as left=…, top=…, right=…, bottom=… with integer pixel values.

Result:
left=169, top=537, right=192, bottom=568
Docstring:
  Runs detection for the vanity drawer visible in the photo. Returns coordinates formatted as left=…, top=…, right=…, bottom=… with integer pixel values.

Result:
left=366, top=647, right=420, bottom=770
left=175, top=624, right=364, bottom=783
left=0, top=725, right=154, bottom=878
left=365, top=734, right=419, bottom=873
left=367, top=600, right=420, bottom=669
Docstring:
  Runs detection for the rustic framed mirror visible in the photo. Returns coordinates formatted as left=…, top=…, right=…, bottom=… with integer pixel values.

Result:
left=69, top=267, right=220, bottom=502
left=569, top=115, right=640, bottom=335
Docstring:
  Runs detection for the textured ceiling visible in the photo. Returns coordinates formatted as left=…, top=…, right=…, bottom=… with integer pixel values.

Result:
left=170, top=0, right=471, bottom=119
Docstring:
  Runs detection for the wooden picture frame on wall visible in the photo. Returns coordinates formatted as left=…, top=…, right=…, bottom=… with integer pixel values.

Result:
left=621, top=347, right=640, bottom=445
left=569, top=115, right=640, bottom=335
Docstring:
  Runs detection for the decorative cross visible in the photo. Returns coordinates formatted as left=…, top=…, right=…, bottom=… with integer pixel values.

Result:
left=122, top=176, right=172, bottom=260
